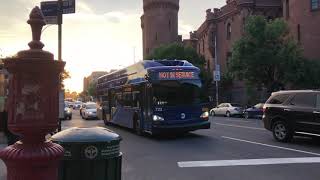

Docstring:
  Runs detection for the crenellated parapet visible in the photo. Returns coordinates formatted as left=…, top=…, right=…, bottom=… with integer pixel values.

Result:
left=143, top=0, right=179, bottom=12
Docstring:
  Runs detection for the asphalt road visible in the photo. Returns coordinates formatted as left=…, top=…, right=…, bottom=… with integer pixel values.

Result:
left=1, top=110, right=319, bottom=180
left=62, top=110, right=320, bottom=180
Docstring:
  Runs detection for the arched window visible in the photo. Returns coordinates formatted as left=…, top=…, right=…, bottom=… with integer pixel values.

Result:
left=227, top=23, right=231, bottom=40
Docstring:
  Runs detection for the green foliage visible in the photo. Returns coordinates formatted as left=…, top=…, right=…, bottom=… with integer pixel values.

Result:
left=229, top=16, right=320, bottom=92
left=147, top=43, right=206, bottom=68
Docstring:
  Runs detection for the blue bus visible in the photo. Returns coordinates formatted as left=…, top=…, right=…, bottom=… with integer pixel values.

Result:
left=97, top=60, right=211, bottom=135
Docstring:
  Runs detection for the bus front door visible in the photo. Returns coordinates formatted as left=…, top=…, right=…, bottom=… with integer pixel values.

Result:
left=143, top=83, right=152, bottom=132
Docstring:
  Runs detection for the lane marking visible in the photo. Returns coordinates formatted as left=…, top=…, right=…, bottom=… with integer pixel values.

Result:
left=222, top=119, right=252, bottom=123
left=222, top=136, right=320, bottom=156
left=214, top=122, right=265, bottom=131
left=178, top=157, right=320, bottom=168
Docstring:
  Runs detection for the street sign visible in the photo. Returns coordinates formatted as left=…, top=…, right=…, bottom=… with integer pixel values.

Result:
left=215, top=64, right=220, bottom=71
left=214, top=70, right=221, bottom=81
left=40, top=0, right=75, bottom=24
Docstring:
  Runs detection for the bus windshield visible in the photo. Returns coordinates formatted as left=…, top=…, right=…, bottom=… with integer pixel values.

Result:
left=152, top=80, right=205, bottom=106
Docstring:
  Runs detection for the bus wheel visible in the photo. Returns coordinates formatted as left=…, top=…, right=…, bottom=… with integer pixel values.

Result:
left=134, top=117, right=143, bottom=136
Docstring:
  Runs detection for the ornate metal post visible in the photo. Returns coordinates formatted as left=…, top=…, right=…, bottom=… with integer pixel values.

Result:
left=0, top=6, right=65, bottom=180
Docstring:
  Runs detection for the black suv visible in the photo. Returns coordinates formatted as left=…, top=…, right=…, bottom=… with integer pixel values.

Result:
left=263, top=90, right=320, bottom=142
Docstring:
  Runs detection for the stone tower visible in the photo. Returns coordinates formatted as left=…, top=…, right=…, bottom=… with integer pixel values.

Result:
left=141, top=0, right=180, bottom=59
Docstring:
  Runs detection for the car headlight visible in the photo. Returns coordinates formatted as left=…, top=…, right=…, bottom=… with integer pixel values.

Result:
left=200, top=112, right=209, bottom=120
left=152, top=115, right=164, bottom=121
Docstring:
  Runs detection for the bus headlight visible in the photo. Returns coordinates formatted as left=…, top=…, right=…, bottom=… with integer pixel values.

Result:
left=200, top=112, right=209, bottom=120
left=153, top=115, right=164, bottom=121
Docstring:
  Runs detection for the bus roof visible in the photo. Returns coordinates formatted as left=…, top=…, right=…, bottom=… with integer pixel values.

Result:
left=96, top=60, right=200, bottom=93
left=98, top=60, right=199, bottom=81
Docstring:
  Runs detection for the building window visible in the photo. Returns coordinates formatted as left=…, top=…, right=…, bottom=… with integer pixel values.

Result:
left=286, top=0, right=290, bottom=19
left=169, top=20, right=171, bottom=30
left=311, top=0, right=320, bottom=10
left=297, top=24, right=301, bottom=43
left=227, top=23, right=231, bottom=40
left=155, top=33, right=158, bottom=41
left=202, top=40, right=205, bottom=53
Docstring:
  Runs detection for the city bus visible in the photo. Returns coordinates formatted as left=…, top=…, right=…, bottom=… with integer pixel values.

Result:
left=96, top=60, right=211, bottom=135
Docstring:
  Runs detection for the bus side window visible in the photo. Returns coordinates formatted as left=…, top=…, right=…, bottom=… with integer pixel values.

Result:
left=123, top=92, right=132, bottom=107
left=133, top=92, right=140, bottom=108
left=116, top=93, right=123, bottom=106
left=110, top=92, right=116, bottom=108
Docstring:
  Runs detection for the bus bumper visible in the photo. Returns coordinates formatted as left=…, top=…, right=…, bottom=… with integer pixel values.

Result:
left=152, top=121, right=211, bottom=134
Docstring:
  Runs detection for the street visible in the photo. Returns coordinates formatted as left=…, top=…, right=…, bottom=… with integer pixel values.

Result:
left=63, top=110, right=320, bottom=180
left=0, top=110, right=320, bottom=180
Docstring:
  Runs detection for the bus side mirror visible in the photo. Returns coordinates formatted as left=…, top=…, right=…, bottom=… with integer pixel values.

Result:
left=145, top=75, right=151, bottom=82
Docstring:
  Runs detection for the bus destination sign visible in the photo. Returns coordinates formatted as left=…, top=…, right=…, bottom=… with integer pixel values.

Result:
left=158, top=71, right=196, bottom=80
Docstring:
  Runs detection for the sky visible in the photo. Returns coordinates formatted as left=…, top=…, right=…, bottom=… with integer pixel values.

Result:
left=0, top=0, right=225, bottom=92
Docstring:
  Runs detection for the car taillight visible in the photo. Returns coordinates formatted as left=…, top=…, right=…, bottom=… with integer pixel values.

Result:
left=263, top=107, right=266, bottom=113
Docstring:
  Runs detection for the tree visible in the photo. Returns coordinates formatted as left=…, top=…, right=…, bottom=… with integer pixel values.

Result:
left=60, top=70, right=71, bottom=89
left=229, top=16, right=306, bottom=93
left=147, top=43, right=211, bottom=85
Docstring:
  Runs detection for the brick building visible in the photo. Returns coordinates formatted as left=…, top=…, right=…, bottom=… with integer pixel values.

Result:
left=141, top=0, right=181, bottom=59
left=184, top=0, right=282, bottom=104
left=283, top=0, right=320, bottom=60
left=83, top=71, right=108, bottom=92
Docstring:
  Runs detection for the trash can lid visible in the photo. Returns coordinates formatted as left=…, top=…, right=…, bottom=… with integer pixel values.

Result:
left=51, top=127, right=121, bottom=144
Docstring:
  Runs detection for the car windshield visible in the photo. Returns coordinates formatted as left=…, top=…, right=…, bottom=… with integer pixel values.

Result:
left=231, top=103, right=242, bottom=107
left=86, top=104, right=96, bottom=109
left=152, top=80, right=206, bottom=106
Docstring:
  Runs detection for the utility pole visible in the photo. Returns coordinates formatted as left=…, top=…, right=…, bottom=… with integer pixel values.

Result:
left=214, top=34, right=219, bottom=107
left=58, top=0, right=63, bottom=61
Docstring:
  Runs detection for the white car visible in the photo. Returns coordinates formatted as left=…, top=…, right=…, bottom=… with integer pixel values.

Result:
left=210, top=103, right=244, bottom=117
left=81, top=103, right=98, bottom=120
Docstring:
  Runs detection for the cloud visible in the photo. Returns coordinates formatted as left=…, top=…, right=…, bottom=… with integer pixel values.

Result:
left=179, top=20, right=194, bottom=39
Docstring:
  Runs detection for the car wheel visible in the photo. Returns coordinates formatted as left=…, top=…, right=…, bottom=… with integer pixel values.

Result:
left=226, top=111, right=231, bottom=117
left=244, top=112, right=250, bottom=119
left=272, top=120, right=293, bottom=142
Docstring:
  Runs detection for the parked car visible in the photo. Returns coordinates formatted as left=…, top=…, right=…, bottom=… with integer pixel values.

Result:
left=263, top=90, right=320, bottom=142
left=244, top=103, right=264, bottom=119
left=210, top=103, right=244, bottom=117
left=64, top=106, right=72, bottom=120
left=81, top=102, right=98, bottom=120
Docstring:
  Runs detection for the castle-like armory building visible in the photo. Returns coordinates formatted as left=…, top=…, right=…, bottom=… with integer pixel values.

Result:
left=141, top=0, right=181, bottom=59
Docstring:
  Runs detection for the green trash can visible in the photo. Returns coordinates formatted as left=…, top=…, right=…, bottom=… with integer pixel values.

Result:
left=51, top=127, right=122, bottom=180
